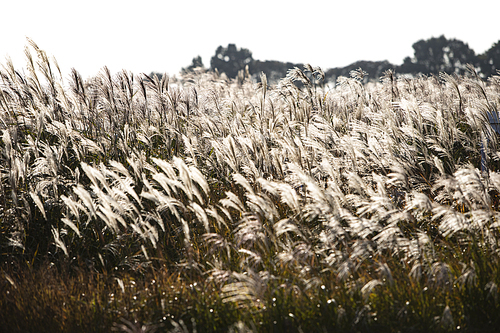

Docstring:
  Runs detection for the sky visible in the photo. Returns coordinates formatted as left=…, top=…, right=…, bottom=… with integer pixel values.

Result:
left=1, top=0, right=499, bottom=80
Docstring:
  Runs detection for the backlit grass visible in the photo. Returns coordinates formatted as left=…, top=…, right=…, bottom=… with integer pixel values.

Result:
left=1, top=41, right=500, bottom=332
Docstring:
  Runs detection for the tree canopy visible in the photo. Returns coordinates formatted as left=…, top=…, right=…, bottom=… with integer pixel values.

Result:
left=399, top=35, right=478, bottom=75
left=210, top=44, right=253, bottom=79
left=204, top=37, right=500, bottom=83
left=182, top=56, right=204, bottom=73
left=479, top=41, right=500, bottom=77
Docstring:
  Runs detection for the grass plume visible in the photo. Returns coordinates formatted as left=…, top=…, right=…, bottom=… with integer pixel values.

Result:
left=2, top=41, right=500, bottom=332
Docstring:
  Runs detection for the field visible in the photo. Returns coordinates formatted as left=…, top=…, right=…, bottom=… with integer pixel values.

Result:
left=2, top=41, right=500, bottom=332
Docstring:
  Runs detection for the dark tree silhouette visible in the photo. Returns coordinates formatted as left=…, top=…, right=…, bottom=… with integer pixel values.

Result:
left=479, top=40, right=500, bottom=78
left=210, top=44, right=254, bottom=79
left=252, top=60, right=303, bottom=83
left=399, top=35, right=478, bottom=75
left=325, top=60, right=394, bottom=83
left=182, top=56, right=205, bottom=73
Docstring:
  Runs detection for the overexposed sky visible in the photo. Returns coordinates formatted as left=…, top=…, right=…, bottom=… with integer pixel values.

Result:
left=1, top=0, right=499, bottom=80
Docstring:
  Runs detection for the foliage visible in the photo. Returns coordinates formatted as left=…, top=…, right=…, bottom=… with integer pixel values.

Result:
left=208, top=37, right=500, bottom=83
left=479, top=41, right=500, bottom=78
left=210, top=44, right=254, bottom=79
left=2, top=41, right=500, bottom=332
left=182, top=56, right=205, bottom=74
left=399, top=35, right=479, bottom=75
left=252, top=60, right=303, bottom=84
left=325, top=60, right=394, bottom=84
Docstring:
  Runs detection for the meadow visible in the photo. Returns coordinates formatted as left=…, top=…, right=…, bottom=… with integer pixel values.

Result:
left=1, top=41, right=500, bottom=332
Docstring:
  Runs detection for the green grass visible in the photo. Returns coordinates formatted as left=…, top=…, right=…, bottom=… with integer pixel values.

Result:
left=1, top=42, right=500, bottom=332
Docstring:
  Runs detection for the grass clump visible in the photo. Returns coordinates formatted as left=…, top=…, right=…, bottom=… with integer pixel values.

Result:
left=2, top=41, right=500, bottom=332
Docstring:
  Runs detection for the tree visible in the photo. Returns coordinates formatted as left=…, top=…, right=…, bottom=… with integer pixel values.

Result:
left=182, top=56, right=205, bottom=73
left=252, top=60, right=303, bottom=83
left=210, top=44, right=254, bottom=79
left=479, top=40, right=500, bottom=78
left=399, top=35, right=478, bottom=75
left=324, top=60, right=394, bottom=83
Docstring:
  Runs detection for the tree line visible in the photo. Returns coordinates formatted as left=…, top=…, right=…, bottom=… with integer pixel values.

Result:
left=178, top=36, right=500, bottom=83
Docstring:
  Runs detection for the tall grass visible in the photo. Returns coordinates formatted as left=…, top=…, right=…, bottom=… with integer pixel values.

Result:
left=1, top=41, right=500, bottom=332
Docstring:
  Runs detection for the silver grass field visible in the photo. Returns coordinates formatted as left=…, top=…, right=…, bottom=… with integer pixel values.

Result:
left=1, top=41, right=500, bottom=332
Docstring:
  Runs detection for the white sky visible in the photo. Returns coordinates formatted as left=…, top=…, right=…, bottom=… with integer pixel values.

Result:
left=1, top=0, right=499, bottom=80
